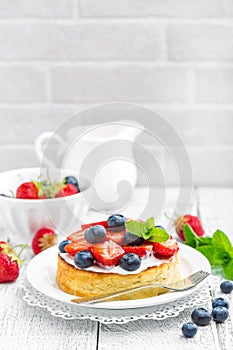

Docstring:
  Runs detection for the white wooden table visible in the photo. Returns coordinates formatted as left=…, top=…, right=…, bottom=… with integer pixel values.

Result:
left=0, top=187, right=232, bottom=350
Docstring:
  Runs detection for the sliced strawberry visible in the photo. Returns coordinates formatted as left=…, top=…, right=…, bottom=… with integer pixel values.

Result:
left=91, top=240, right=125, bottom=266
left=122, top=244, right=153, bottom=258
left=67, top=229, right=85, bottom=242
left=64, top=238, right=91, bottom=256
left=153, top=239, right=179, bottom=259
left=106, top=228, right=125, bottom=245
left=81, top=221, right=108, bottom=229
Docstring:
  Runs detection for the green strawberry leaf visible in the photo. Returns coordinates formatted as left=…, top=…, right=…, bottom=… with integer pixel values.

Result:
left=212, top=230, right=233, bottom=252
left=125, top=220, right=147, bottom=238
left=183, top=224, right=199, bottom=248
left=223, top=259, right=233, bottom=280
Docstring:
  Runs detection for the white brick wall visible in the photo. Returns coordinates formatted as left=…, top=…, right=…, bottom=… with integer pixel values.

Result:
left=0, top=65, right=46, bottom=102
left=79, top=0, right=230, bottom=18
left=51, top=65, right=190, bottom=102
left=168, top=24, right=233, bottom=61
left=0, top=1, right=74, bottom=18
left=0, top=23, right=163, bottom=60
left=0, top=1, right=232, bottom=185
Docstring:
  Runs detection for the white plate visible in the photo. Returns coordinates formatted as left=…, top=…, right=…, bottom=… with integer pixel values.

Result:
left=26, top=244, right=211, bottom=310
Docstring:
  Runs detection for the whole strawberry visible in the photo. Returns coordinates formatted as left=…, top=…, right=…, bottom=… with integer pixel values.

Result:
left=0, top=253, right=19, bottom=283
left=32, top=228, right=57, bottom=255
left=55, top=184, right=78, bottom=198
left=16, top=182, right=40, bottom=199
left=175, top=215, right=204, bottom=241
left=0, top=243, right=27, bottom=283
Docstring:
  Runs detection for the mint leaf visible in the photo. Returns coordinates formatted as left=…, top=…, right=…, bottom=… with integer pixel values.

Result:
left=146, top=217, right=154, bottom=230
left=125, top=218, right=169, bottom=242
left=183, top=224, right=199, bottom=248
left=229, top=248, right=233, bottom=259
left=125, top=220, right=147, bottom=237
left=183, top=225, right=233, bottom=279
left=149, top=227, right=169, bottom=243
left=212, top=230, right=233, bottom=251
left=141, top=230, right=152, bottom=240
left=198, top=237, right=212, bottom=246
left=196, top=246, right=227, bottom=267
left=223, top=259, right=233, bottom=280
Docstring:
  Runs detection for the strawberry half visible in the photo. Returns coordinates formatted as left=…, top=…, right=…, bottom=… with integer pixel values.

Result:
left=81, top=221, right=108, bottom=229
left=91, top=240, right=125, bottom=266
left=175, top=214, right=204, bottom=241
left=32, top=228, right=57, bottom=255
left=67, top=229, right=85, bottom=242
left=106, top=228, right=125, bottom=245
left=64, top=239, right=91, bottom=256
left=122, top=244, right=153, bottom=258
left=153, top=239, right=179, bottom=259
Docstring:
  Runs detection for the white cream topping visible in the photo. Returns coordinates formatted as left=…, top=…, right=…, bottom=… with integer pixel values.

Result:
left=59, top=252, right=173, bottom=275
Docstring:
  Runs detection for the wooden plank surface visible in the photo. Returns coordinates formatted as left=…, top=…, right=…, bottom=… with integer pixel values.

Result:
left=0, top=187, right=232, bottom=350
left=0, top=282, right=98, bottom=350
left=197, top=188, right=233, bottom=350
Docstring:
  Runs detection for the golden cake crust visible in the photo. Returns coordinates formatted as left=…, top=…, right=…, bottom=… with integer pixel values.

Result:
left=56, top=253, right=180, bottom=300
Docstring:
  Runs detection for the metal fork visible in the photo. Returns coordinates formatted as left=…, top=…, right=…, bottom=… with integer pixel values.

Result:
left=71, top=270, right=210, bottom=305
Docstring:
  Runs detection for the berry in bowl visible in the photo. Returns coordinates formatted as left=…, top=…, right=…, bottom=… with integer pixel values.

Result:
left=0, top=167, right=91, bottom=244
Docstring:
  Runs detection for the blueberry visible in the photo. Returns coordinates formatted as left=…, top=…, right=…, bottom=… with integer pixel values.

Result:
left=212, top=297, right=229, bottom=309
left=212, top=306, right=229, bottom=323
left=220, top=280, right=233, bottom=294
left=74, top=250, right=94, bottom=268
left=119, top=253, right=141, bottom=271
left=191, top=308, right=212, bottom=326
left=64, top=176, right=80, bottom=192
left=122, top=231, right=144, bottom=246
left=84, top=225, right=106, bottom=244
left=107, top=214, right=126, bottom=230
left=59, top=240, right=71, bottom=253
left=181, top=322, right=198, bottom=338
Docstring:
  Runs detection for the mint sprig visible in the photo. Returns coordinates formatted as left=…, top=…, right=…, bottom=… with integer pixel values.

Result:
left=125, top=217, right=169, bottom=243
left=183, top=224, right=233, bottom=280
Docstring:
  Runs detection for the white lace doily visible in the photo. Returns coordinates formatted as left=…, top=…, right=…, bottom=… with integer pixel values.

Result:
left=18, top=273, right=220, bottom=324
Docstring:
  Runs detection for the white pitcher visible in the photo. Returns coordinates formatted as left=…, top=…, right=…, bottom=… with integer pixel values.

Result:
left=35, top=121, right=143, bottom=210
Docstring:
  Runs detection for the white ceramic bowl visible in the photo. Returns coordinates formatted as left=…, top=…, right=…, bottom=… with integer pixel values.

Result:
left=0, top=167, right=92, bottom=243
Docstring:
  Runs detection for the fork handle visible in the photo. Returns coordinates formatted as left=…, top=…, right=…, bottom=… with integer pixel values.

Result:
left=71, top=283, right=171, bottom=304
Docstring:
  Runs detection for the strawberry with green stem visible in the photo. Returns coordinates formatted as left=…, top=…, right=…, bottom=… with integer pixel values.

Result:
left=0, top=243, right=28, bottom=283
